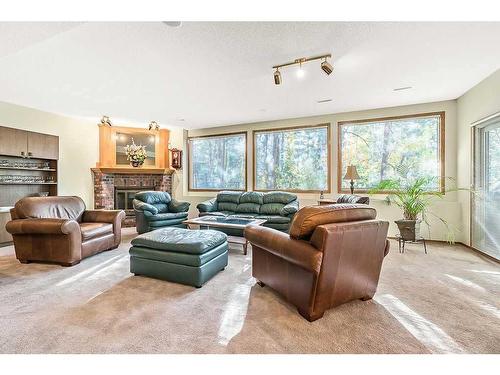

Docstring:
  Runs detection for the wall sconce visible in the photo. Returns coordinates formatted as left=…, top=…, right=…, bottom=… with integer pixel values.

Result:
left=100, top=116, right=112, bottom=127
left=148, top=121, right=160, bottom=131
left=168, top=143, right=182, bottom=170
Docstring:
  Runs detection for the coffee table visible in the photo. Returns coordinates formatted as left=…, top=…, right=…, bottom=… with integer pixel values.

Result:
left=183, top=216, right=266, bottom=255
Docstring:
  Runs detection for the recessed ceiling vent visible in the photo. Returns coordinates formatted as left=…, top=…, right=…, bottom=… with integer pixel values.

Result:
left=317, top=99, right=333, bottom=103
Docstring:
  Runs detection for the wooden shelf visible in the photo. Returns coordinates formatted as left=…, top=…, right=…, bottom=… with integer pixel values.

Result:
left=0, top=166, right=56, bottom=171
left=92, top=167, right=175, bottom=175
left=0, top=182, right=57, bottom=185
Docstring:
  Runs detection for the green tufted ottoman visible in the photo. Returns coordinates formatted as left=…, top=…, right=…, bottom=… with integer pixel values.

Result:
left=129, top=227, right=228, bottom=288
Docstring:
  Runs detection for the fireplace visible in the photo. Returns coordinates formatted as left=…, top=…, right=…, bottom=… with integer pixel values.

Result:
left=115, top=187, right=153, bottom=215
left=92, top=168, right=173, bottom=227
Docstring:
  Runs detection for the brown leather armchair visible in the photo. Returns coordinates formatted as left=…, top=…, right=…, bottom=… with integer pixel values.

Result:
left=245, top=204, right=389, bottom=322
left=6, top=196, right=125, bottom=266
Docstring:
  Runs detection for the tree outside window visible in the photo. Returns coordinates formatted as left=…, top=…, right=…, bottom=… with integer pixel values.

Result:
left=188, top=133, right=246, bottom=190
left=338, top=113, right=444, bottom=192
left=254, top=125, right=330, bottom=192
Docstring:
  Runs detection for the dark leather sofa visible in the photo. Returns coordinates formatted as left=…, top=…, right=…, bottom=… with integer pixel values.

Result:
left=6, top=196, right=125, bottom=266
left=197, top=191, right=299, bottom=235
left=133, top=191, right=190, bottom=234
left=245, top=204, right=389, bottom=322
left=335, top=194, right=370, bottom=204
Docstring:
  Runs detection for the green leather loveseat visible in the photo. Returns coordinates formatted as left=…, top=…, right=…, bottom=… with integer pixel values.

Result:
left=133, top=191, right=190, bottom=234
left=196, top=191, right=299, bottom=236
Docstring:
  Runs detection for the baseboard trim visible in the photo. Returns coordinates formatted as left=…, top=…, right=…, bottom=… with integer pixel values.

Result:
left=457, top=242, right=500, bottom=264
left=387, top=237, right=500, bottom=264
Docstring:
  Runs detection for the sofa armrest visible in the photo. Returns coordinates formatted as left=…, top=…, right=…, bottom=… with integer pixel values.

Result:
left=168, top=198, right=190, bottom=213
left=281, top=200, right=299, bottom=216
left=82, top=210, right=126, bottom=224
left=132, top=200, right=159, bottom=215
left=197, top=198, right=217, bottom=213
left=244, top=225, right=322, bottom=273
left=6, top=218, right=80, bottom=235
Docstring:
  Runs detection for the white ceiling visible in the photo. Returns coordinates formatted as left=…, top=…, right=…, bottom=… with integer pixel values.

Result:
left=0, top=22, right=499, bottom=129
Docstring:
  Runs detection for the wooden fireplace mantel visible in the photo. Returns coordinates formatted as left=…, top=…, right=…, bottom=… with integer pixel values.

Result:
left=96, top=124, right=172, bottom=170
left=91, top=167, right=175, bottom=175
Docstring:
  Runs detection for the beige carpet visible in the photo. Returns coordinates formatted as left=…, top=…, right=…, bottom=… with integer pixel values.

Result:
left=0, top=228, right=499, bottom=354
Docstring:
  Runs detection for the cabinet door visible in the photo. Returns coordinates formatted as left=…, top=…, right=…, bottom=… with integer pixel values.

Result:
left=0, top=126, right=28, bottom=157
left=27, top=132, right=59, bottom=160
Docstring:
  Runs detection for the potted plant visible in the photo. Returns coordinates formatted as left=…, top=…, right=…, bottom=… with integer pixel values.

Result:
left=125, top=138, right=147, bottom=167
left=369, top=175, right=460, bottom=243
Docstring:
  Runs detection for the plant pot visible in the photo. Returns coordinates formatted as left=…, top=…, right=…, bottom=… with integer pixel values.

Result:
left=130, top=161, right=143, bottom=168
left=395, top=219, right=421, bottom=241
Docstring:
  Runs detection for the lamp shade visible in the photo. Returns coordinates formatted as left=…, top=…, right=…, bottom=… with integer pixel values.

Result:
left=343, top=165, right=360, bottom=180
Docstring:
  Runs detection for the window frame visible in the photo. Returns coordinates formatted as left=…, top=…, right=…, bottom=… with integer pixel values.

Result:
left=187, top=131, right=248, bottom=192
left=252, top=123, right=332, bottom=193
left=337, top=112, right=446, bottom=194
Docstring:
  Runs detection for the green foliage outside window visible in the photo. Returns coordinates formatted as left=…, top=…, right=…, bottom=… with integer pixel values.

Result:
left=189, top=133, right=246, bottom=190
left=254, top=126, right=329, bottom=191
left=340, top=114, right=442, bottom=191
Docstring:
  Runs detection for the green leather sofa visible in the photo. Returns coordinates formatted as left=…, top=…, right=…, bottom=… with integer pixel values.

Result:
left=196, top=191, right=299, bottom=236
left=133, top=191, right=190, bottom=234
left=130, top=227, right=228, bottom=288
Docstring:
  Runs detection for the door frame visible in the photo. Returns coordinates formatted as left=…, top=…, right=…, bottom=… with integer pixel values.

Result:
left=470, top=111, right=500, bottom=258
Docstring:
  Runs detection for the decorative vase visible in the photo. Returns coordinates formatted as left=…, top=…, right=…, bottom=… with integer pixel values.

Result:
left=395, top=219, right=421, bottom=241
left=130, top=160, right=143, bottom=168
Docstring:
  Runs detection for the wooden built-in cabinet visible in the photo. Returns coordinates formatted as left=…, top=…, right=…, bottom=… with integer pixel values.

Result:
left=27, top=131, right=59, bottom=160
left=0, top=125, right=59, bottom=207
left=0, top=126, right=28, bottom=157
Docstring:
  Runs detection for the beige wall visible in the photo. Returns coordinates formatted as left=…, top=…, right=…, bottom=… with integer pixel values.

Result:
left=456, top=69, right=500, bottom=244
left=176, top=100, right=459, bottom=241
left=0, top=101, right=98, bottom=207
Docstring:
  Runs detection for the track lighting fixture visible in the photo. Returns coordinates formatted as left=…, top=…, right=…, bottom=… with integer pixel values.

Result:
left=321, top=59, right=333, bottom=75
left=148, top=121, right=160, bottom=131
left=100, top=115, right=112, bottom=127
left=273, top=68, right=282, bottom=85
left=272, top=54, right=332, bottom=85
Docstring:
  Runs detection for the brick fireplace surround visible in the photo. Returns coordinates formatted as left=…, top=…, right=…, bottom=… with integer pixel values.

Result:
left=92, top=168, right=173, bottom=227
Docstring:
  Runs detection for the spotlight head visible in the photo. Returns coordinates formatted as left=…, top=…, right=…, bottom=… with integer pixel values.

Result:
left=273, top=68, right=281, bottom=85
left=321, top=60, right=333, bottom=75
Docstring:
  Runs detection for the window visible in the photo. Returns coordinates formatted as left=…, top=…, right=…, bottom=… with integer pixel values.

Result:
left=338, top=112, right=444, bottom=192
left=254, top=124, right=330, bottom=192
left=188, top=132, right=246, bottom=191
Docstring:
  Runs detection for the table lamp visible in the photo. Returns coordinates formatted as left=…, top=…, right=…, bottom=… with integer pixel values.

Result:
left=343, top=165, right=360, bottom=194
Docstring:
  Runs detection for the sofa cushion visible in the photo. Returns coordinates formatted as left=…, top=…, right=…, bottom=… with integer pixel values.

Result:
left=149, top=219, right=186, bottom=227
left=289, top=204, right=377, bottom=240
left=14, top=196, right=86, bottom=221
left=216, top=191, right=241, bottom=204
left=218, top=202, right=238, bottom=212
left=256, top=215, right=291, bottom=224
left=135, top=191, right=172, bottom=205
left=263, top=191, right=296, bottom=205
left=336, top=194, right=370, bottom=205
left=239, top=191, right=264, bottom=205
left=80, top=222, right=113, bottom=241
left=131, top=227, right=227, bottom=254
left=154, top=203, right=169, bottom=213
left=235, top=203, right=260, bottom=214
left=146, top=212, right=188, bottom=221
left=260, top=203, right=284, bottom=215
